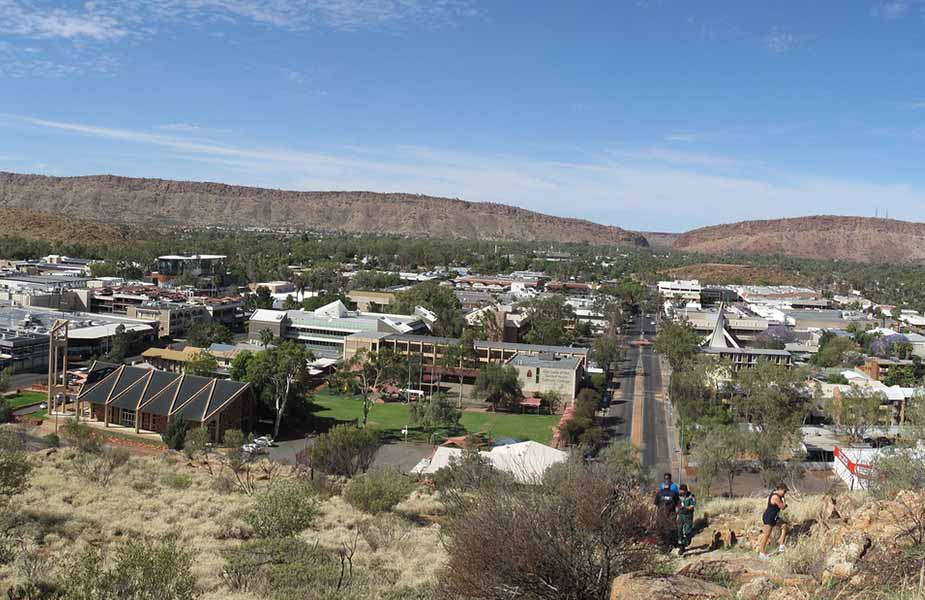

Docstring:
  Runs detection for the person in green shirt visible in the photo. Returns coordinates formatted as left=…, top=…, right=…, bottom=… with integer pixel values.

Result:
left=677, top=484, right=696, bottom=554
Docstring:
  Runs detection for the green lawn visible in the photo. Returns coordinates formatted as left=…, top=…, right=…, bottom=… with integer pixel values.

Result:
left=6, top=391, right=46, bottom=409
left=310, top=392, right=558, bottom=444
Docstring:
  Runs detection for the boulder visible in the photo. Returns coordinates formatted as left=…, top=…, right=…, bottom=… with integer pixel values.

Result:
left=736, top=576, right=775, bottom=600
left=769, top=589, right=805, bottom=600
left=677, top=558, right=815, bottom=589
left=822, top=534, right=871, bottom=580
left=611, top=573, right=728, bottom=600
left=820, top=495, right=840, bottom=521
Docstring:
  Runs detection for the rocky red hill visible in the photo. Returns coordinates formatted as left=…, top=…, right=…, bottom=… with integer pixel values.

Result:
left=0, top=172, right=647, bottom=247
left=672, top=215, right=925, bottom=262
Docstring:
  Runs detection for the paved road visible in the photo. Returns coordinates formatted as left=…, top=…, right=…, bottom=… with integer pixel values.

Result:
left=605, top=313, right=670, bottom=477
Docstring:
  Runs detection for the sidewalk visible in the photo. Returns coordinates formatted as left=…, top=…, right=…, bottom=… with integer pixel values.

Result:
left=659, top=356, right=685, bottom=483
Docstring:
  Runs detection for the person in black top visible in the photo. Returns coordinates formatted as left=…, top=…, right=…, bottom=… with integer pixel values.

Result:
left=758, top=483, right=790, bottom=559
left=654, top=475, right=681, bottom=550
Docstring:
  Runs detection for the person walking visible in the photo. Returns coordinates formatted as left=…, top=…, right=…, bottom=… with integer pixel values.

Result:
left=676, top=484, right=696, bottom=554
left=758, top=483, right=790, bottom=560
left=654, top=473, right=680, bottom=550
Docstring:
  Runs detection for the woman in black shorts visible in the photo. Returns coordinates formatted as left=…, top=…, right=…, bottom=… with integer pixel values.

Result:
left=758, top=483, right=789, bottom=560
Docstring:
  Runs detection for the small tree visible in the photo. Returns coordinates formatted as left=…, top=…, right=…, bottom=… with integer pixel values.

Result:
left=0, top=398, right=12, bottom=424
left=832, top=387, right=884, bottom=443
left=243, top=341, right=314, bottom=439
left=186, top=323, right=232, bottom=348
left=0, top=431, right=30, bottom=507
left=185, top=350, right=218, bottom=377
left=342, top=348, right=405, bottom=427
left=162, top=414, right=188, bottom=450
left=692, top=427, right=745, bottom=498
left=309, top=424, right=380, bottom=477
left=409, top=394, right=461, bottom=432
left=184, top=426, right=211, bottom=459
left=0, top=366, right=11, bottom=393
left=591, top=334, right=622, bottom=379
left=473, top=364, right=522, bottom=411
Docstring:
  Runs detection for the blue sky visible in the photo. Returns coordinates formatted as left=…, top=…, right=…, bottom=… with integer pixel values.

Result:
left=2, top=1, right=925, bottom=231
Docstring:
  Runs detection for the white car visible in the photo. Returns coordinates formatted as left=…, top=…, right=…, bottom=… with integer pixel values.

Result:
left=253, top=436, right=274, bottom=447
left=241, top=443, right=262, bottom=455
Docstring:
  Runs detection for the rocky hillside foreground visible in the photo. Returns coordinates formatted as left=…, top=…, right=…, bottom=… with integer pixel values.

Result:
left=613, top=492, right=925, bottom=600
left=0, top=172, right=648, bottom=247
left=673, top=215, right=925, bottom=263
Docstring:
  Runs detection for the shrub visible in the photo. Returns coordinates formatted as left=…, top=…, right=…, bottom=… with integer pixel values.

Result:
left=73, top=447, right=130, bottom=487
left=221, top=537, right=344, bottom=596
left=183, top=427, right=210, bottom=459
left=161, top=415, right=188, bottom=450
left=160, top=472, right=193, bottom=490
left=442, top=466, right=659, bottom=600
left=309, top=424, right=380, bottom=477
left=0, top=398, right=12, bottom=424
left=59, top=537, right=198, bottom=600
left=60, top=420, right=102, bottom=454
left=0, top=431, right=30, bottom=506
left=358, top=513, right=412, bottom=551
left=245, top=481, right=318, bottom=538
left=344, top=470, right=413, bottom=514
left=222, top=428, right=246, bottom=449
left=869, top=450, right=925, bottom=499
left=42, top=433, right=60, bottom=448
left=431, top=449, right=510, bottom=492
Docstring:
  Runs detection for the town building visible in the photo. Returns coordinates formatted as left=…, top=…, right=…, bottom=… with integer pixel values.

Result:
left=151, top=254, right=228, bottom=288
left=657, top=279, right=703, bottom=301
left=347, top=290, right=397, bottom=312
left=78, top=362, right=256, bottom=442
left=700, top=306, right=792, bottom=371
left=508, top=353, right=583, bottom=399
left=247, top=300, right=432, bottom=358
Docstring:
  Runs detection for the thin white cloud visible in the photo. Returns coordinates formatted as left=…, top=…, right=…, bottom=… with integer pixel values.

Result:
left=664, top=132, right=702, bottom=143
left=0, top=0, right=479, bottom=77
left=159, top=123, right=233, bottom=134
left=763, top=27, right=814, bottom=54
left=6, top=113, right=925, bottom=230
left=871, top=1, right=912, bottom=19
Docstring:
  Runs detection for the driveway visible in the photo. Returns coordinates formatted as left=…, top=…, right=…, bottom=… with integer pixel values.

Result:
left=266, top=438, right=431, bottom=472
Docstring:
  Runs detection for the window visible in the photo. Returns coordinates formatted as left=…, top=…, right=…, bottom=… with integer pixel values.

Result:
left=120, top=409, right=136, bottom=428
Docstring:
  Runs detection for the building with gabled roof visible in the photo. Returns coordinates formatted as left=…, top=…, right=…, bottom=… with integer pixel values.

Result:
left=77, top=361, right=255, bottom=441
left=701, top=304, right=792, bottom=371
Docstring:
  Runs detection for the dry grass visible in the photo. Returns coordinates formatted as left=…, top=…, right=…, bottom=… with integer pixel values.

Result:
left=702, top=493, right=822, bottom=524
left=0, top=448, right=446, bottom=598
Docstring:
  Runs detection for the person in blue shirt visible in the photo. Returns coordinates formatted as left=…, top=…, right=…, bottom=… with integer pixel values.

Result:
left=659, top=473, right=679, bottom=495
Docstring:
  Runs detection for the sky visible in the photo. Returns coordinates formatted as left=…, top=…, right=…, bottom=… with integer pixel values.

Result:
left=2, top=1, right=925, bottom=232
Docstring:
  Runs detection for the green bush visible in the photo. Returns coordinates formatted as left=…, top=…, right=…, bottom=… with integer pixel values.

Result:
left=0, top=398, right=12, bottom=424
left=43, top=433, right=60, bottom=448
left=246, top=481, right=318, bottom=538
left=309, top=424, right=380, bottom=477
left=183, top=427, right=210, bottom=458
left=222, top=428, right=246, bottom=449
left=59, top=537, right=197, bottom=600
left=343, top=470, right=413, bottom=514
left=160, top=472, right=193, bottom=490
left=161, top=415, right=188, bottom=450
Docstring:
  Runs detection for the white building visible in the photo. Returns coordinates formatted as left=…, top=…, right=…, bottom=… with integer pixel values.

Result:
left=657, top=279, right=702, bottom=301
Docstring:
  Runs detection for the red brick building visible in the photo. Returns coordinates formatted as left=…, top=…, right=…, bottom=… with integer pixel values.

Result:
left=77, top=362, right=255, bottom=442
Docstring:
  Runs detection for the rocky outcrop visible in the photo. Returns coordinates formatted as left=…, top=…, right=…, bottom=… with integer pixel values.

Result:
left=0, top=171, right=648, bottom=247
left=0, top=207, right=127, bottom=244
left=672, top=215, right=925, bottom=263
left=610, top=573, right=727, bottom=599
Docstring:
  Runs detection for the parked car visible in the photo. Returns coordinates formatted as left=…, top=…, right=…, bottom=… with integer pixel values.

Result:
left=253, top=436, right=274, bottom=447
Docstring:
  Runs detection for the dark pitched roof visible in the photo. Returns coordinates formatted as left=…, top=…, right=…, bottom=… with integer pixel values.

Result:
left=78, top=361, right=251, bottom=422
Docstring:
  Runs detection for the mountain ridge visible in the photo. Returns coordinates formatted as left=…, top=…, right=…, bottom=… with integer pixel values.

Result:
left=0, top=172, right=648, bottom=247
left=672, top=214, right=925, bottom=262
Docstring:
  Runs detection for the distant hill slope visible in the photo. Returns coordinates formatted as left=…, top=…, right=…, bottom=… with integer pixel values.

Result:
left=637, top=231, right=680, bottom=249
left=0, top=207, right=126, bottom=244
left=672, top=215, right=925, bottom=263
left=0, top=172, right=648, bottom=247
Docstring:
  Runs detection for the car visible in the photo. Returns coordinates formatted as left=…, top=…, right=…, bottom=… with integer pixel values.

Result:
left=253, top=436, right=274, bottom=447
left=39, top=402, right=47, bottom=409
left=241, top=443, right=263, bottom=455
